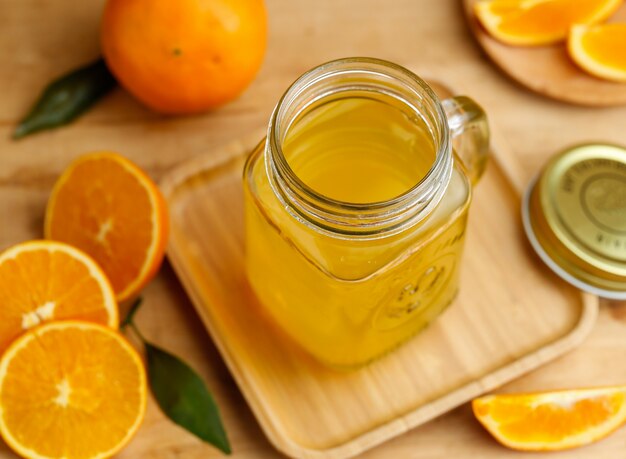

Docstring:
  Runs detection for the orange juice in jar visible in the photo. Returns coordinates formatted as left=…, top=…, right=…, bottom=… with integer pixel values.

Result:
left=244, top=58, right=489, bottom=368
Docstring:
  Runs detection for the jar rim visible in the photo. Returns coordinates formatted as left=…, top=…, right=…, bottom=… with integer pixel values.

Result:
left=266, top=57, right=453, bottom=237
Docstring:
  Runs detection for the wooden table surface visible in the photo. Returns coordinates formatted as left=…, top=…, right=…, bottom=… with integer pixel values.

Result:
left=2, top=1, right=626, bottom=458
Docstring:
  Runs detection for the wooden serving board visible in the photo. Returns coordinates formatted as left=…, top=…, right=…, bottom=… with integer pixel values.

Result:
left=464, top=1, right=626, bottom=106
left=160, top=82, right=599, bottom=459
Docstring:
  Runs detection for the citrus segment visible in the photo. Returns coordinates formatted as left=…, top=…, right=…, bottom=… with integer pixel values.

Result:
left=0, top=321, right=146, bottom=459
left=569, top=23, right=626, bottom=82
left=0, top=240, right=117, bottom=354
left=45, top=152, right=169, bottom=302
left=473, top=386, right=626, bottom=451
left=474, top=0, right=624, bottom=46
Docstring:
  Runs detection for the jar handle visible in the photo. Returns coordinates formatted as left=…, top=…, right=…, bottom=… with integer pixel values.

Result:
left=441, top=96, right=490, bottom=185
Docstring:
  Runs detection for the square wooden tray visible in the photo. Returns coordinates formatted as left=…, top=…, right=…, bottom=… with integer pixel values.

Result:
left=160, top=82, right=598, bottom=459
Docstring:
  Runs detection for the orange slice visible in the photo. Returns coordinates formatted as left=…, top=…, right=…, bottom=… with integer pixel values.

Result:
left=474, top=0, right=623, bottom=46
left=45, top=152, right=169, bottom=302
left=0, top=321, right=147, bottom=459
left=569, top=23, right=626, bottom=83
left=0, top=240, right=117, bottom=354
left=473, top=386, right=626, bottom=451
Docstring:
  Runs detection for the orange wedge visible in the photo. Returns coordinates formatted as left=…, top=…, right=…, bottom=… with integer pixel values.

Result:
left=569, top=23, right=626, bottom=83
left=45, top=152, right=169, bottom=302
left=473, top=386, right=626, bottom=451
left=474, top=0, right=623, bottom=46
left=0, top=321, right=147, bottom=459
left=0, top=240, right=117, bottom=354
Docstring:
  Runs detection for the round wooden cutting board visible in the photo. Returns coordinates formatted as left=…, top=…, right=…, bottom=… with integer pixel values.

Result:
left=463, top=1, right=626, bottom=106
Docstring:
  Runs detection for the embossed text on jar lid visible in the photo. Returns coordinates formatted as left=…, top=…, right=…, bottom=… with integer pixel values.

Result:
left=522, top=143, right=626, bottom=299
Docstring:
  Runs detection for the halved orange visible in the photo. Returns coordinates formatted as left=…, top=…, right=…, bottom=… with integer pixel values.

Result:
left=473, top=386, right=626, bottom=451
left=0, top=240, right=117, bottom=354
left=569, top=23, right=626, bottom=82
left=474, top=0, right=623, bottom=46
left=0, top=321, right=147, bottom=459
left=45, top=152, right=169, bottom=302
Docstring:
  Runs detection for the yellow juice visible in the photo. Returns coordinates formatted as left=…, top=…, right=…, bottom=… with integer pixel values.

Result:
left=244, top=95, right=471, bottom=367
left=284, top=97, right=435, bottom=203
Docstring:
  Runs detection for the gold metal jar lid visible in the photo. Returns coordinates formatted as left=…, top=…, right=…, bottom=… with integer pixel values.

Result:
left=522, top=143, right=626, bottom=299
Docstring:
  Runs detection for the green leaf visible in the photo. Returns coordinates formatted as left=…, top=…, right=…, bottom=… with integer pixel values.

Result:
left=121, top=297, right=143, bottom=330
left=145, top=342, right=231, bottom=454
left=13, top=58, right=116, bottom=139
left=121, top=298, right=230, bottom=454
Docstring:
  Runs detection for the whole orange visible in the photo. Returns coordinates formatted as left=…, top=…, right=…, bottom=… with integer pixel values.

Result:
left=101, top=0, right=267, bottom=114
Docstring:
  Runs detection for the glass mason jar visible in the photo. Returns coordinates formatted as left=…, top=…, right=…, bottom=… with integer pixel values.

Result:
left=243, top=58, right=489, bottom=368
